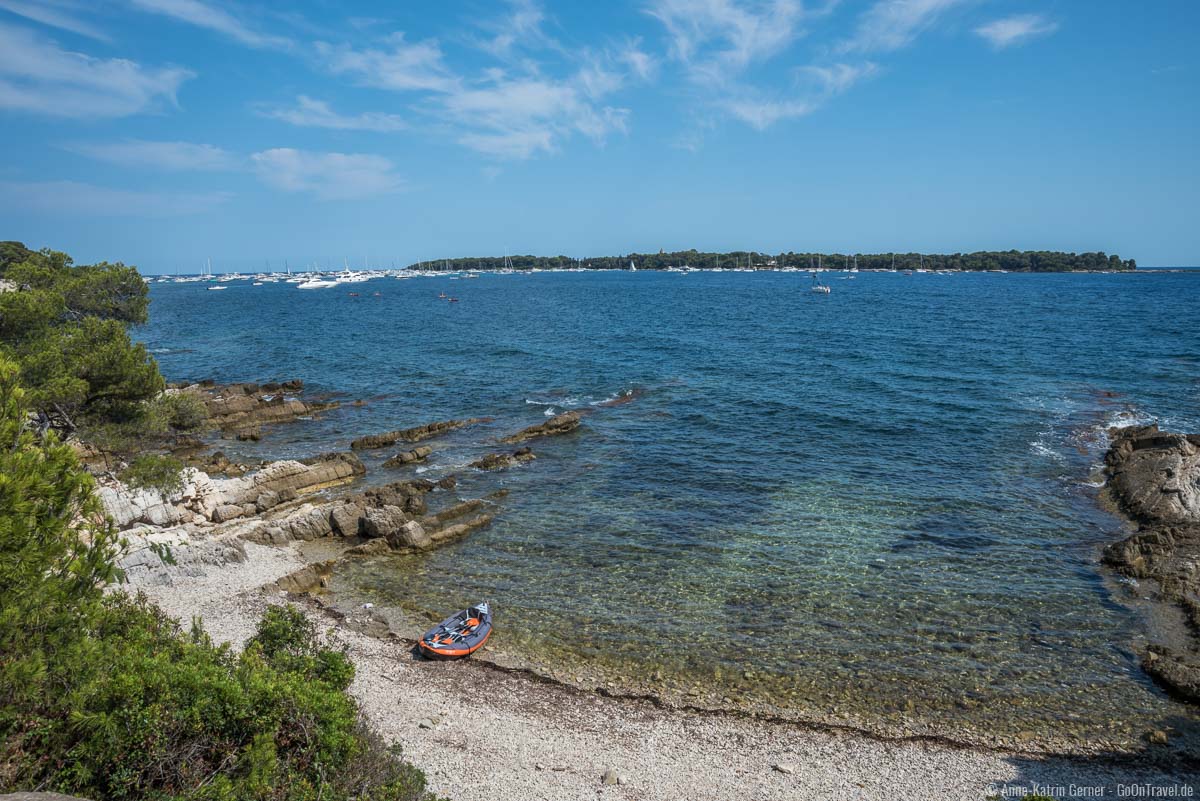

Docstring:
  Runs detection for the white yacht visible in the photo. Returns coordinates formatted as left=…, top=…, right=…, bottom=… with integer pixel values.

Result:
left=297, top=277, right=339, bottom=289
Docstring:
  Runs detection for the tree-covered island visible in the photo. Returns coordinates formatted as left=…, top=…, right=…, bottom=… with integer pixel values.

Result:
left=406, top=249, right=1135, bottom=273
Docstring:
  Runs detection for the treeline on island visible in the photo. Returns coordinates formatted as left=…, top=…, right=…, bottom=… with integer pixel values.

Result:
left=407, top=249, right=1135, bottom=273
left=0, top=241, right=442, bottom=800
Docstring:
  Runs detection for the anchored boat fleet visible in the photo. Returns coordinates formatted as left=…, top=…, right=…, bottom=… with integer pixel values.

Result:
left=153, top=254, right=977, bottom=294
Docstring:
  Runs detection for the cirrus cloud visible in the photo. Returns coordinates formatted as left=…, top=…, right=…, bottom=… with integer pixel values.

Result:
left=315, top=33, right=458, bottom=93
left=258, top=95, right=407, bottom=132
left=0, top=0, right=110, bottom=42
left=0, top=22, right=192, bottom=118
left=838, top=0, right=968, bottom=54
left=0, top=179, right=231, bottom=216
left=64, top=139, right=236, bottom=170
left=974, top=14, right=1058, bottom=50
left=250, top=148, right=403, bottom=199
left=312, top=19, right=641, bottom=160
left=126, top=0, right=291, bottom=50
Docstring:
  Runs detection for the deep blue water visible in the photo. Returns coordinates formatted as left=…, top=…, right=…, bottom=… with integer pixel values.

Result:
left=144, top=269, right=1200, bottom=743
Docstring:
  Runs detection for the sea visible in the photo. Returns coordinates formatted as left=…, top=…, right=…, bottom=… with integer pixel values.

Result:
left=143, top=268, right=1200, bottom=749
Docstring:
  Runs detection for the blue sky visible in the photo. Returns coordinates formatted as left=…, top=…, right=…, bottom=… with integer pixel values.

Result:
left=0, top=0, right=1196, bottom=272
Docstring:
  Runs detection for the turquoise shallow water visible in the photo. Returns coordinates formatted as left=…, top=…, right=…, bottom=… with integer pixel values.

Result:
left=144, top=269, right=1200, bottom=745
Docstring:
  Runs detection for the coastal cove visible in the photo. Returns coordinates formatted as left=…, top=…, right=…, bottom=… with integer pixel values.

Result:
left=142, top=268, right=1200, bottom=752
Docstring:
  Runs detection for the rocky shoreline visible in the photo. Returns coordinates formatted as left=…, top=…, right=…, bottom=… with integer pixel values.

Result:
left=99, top=381, right=581, bottom=589
left=87, top=380, right=1200, bottom=796
left=1099, top=425, right=1200, bottom=706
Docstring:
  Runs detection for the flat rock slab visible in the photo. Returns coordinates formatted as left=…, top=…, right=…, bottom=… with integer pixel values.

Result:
left=500, top=411, right=582, bottom=444
left=351, top=417, right=492, bottom=450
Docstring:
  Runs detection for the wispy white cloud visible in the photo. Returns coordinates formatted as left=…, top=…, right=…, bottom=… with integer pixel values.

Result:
left=647, top=0, right=805, bottom=87
left=973, top=14, right=1057, bottom=49
left=64, top=139, right=236, bottom=170
left=799, top=61, right=879, bottom=95
left=721, top=61, right=878, bottom=129
left=838, top=0, right=966, bottom=54
left=0, top=0, right=110, bottom=41
left=0, top=179, right=231, bottom=216
left=63, top=138, right=404, bottom=201
left=315, top=33, right=459, bottom=93
left=475, top=0, right=556, bottom=59
left=645, top=0, right=879, bottom=131
left=258, top=95, right=407, bottom=132
left=127, top=0, right=291, bottom=49
left=313, top=16, right=642, bottom=160
left=616, top=38, right=658, bottom=81
left=441, top=73, right=630, bottom=158
left=722, top=97, right=813, bottom=128
left=0, top=22, right=192, bottom=117
left=250, top=148, right=403, bottom=199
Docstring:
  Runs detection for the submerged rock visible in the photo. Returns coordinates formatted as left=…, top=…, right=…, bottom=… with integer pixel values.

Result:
left=500, top=411, right=582, bottom=444
left=275, top=560, right=334, bottom=594
left=344, top=539, right=391, bottom=557
left=428, top=514, right=493, bottom=546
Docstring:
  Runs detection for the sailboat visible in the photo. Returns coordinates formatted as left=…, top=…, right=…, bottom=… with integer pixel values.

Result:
left=204, top=258, right=227, bottom=289
left=811, top=272, right=831, bottom=294
left=629, top=260, right=637, bottom=272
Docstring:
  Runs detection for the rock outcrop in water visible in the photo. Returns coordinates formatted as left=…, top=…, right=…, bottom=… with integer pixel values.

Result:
left=470, top=447, right=535, bottom=471
left=178, top=379, right=339, bottom=437
left=1104, top=427, right=1200, bottom=525
left=500, top=411, right=582, bottom=444
left=99, top=443, right=494, bottom=585
left=350, top=417, right=493, bottom=450
left=1101, top=425, right=1200, bottom=704
left=382, top=445, right=433, bottom=468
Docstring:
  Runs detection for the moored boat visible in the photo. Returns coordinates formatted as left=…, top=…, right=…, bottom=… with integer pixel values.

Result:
left=419, top=602, right=492, bottom=659
left=297, top=277, right=339, bottom=289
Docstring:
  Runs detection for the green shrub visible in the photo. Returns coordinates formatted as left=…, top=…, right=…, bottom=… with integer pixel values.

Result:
left=81, top=392, right=208, bottom=456
left=0, top=352, right=442, bottom=801
left=158, top=390, right=210, bottom=432
left=5, top=595, right=440, bottom=801
left=121, top=453, right=186, bottom=495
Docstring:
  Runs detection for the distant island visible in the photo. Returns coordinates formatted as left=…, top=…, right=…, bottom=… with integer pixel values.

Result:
left=407, top=249, right=1136, bottom=273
